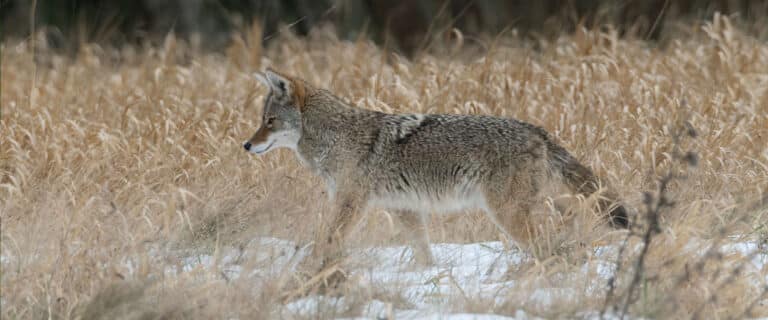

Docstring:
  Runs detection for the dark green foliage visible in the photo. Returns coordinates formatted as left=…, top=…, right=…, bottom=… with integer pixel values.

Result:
left=2, top=0, right=767, bottom=54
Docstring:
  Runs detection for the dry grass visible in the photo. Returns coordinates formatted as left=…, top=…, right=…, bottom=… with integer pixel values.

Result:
left=2, top=15, right=767, bottom=319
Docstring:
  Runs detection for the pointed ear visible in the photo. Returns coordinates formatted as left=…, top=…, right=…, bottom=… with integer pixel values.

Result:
left=253, top=70, right=290, bottom=95
left=264, top=69, right=292, bottom=95
left=257, top=69, right=308, bottom=111
left=253, top=72, right=269, bottom=88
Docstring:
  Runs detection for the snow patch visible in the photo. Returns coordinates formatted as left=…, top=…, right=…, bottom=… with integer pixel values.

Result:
left=142, top=236, right=767, bottom=318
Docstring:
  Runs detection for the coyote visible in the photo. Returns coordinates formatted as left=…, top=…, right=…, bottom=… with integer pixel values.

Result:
left=244, top=69, right=628, bottom=265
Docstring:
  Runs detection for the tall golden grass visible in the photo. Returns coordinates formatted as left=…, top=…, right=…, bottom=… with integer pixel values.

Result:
left=1, top=15, right=767, bottom=319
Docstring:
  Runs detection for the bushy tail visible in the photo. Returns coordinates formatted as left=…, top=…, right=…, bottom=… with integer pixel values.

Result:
left=547, top=143, right=630, bottom=228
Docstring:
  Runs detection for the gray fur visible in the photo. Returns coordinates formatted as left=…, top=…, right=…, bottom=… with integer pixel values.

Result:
left=245, top=70, right=628, bottom=266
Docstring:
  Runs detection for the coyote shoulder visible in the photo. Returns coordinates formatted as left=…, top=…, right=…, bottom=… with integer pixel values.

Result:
left=244, top=69, right=628, bottom=265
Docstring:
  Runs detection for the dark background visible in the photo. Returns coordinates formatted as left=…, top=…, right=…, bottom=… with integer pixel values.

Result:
left=1, top=0, right=766, bottom=55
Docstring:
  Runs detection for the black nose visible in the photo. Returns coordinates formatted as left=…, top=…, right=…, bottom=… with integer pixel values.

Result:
left=243, top=142, right=252, bottom=151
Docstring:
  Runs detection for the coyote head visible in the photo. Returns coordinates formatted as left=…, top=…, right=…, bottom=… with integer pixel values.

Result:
left=244, top=69, right=307, bottom=155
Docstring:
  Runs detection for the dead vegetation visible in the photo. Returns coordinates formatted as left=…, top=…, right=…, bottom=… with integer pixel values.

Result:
left=1, top=14, right=767, bottom=319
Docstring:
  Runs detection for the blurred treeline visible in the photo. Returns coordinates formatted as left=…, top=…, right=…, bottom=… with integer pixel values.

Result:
left=1, top=0, right=766, bottom=55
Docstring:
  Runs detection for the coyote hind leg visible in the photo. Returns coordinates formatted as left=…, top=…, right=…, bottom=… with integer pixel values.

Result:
left=483, top=190, right=539, bottom=251
left=481, top=161, right=547, bottom=251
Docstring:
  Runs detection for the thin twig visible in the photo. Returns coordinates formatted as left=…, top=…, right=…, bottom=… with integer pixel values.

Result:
left=613, top=111, right=697, bottom=319
left=645, top=0, right=670, bottom=40
left=262, top=3, right=339, bottom=42
left=619, top=174, right=671, bottom=319
left=600, top=215, right=638, bottom=319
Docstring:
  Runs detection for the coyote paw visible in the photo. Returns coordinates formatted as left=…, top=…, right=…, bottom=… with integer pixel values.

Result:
left=281, top=259, right=348, bottom=302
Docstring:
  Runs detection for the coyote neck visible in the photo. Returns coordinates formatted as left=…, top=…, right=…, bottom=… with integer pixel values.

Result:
left=294, top=93, right=381, bottom=178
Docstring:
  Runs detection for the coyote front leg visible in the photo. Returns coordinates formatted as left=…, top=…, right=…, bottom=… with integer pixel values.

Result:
left=395, top=210, right=435, bottom=266
left=315, top=193, right=365, bottom=267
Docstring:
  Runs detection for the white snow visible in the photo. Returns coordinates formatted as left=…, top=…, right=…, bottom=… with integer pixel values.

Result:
left=2, top=234, right=764, bottom=318
left=134, top=235, right=765, bottom=318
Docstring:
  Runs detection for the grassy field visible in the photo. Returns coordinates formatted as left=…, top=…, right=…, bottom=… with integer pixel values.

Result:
left=2, top=15, right=767, bottom=319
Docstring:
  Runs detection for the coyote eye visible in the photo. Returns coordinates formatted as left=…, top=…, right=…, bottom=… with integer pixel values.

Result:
left=266, top=117, right=276, bottom=128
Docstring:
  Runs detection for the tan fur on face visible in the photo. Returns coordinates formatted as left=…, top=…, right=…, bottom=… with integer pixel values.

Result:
left=247, top=125, right=271, bottom=146
left=292, top=78, right=308, bottom=112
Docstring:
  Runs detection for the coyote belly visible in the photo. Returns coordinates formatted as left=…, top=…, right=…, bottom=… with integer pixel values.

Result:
left=244, top=69, right=629, bottom=266
left=368, top=186, right=489, bottom=215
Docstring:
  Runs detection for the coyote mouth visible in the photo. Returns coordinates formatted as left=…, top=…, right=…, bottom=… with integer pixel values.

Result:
left=251, top=141, right=275, bottom=154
